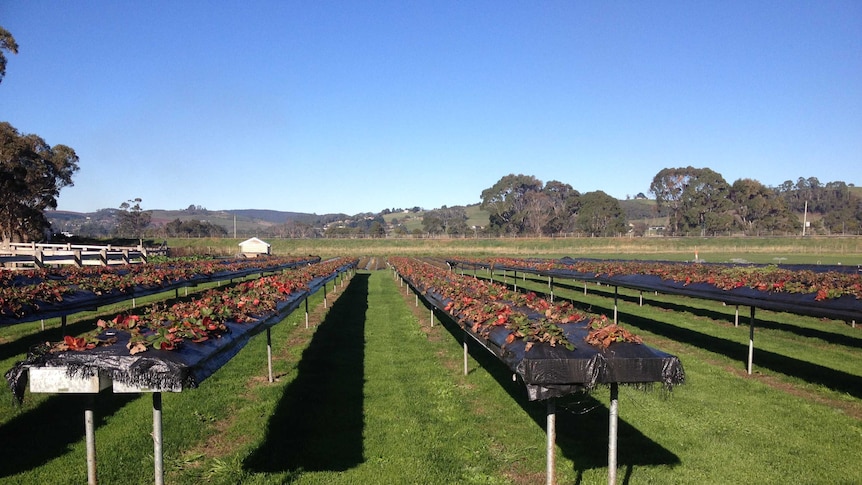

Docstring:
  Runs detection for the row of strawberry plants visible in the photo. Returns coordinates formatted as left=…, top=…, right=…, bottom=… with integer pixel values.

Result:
left=48, top=257, right=357, bottom=355
left=390, top=257, right=641, bottom=351
left=459, top=257, right=862, bottom=301
left=0, top=255, right=318, bottom=320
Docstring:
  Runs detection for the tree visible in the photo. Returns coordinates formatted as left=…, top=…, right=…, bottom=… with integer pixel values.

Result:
left=523, top=191, right=554, bottom=236
left=730, top=179, right=798, bottom=235
left=480, top=174, right=543, bottom=235
left=422, top=206, right=468, bottom=236
left=116, top=198, right=152, bottom=238
left=0, top=26, right=19, bottom=84
left=822, top=191, right=862, bottom=234
left=575, top=191, right=627, bottom=236
left=651, top=167, right=734, bottom=235
left=542, top=180, right=580, bottom=234
left=649, top=166, right=699, bottom=235
left=0, top=122, right=79, bottom=243
left=679, top=168, right=733, bottom=235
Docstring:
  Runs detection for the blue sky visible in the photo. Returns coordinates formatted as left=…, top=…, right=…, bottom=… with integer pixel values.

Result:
left=2, top=1, right=860, bottom=215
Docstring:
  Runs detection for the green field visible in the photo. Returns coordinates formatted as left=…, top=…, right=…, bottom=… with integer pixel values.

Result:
left=170, top=235, right=862, bottom=265
left=1, top=237, right=860, bottom=483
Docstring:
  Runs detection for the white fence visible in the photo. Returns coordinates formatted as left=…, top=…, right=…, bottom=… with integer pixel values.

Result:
left=0, top=242, right=168, bottom=269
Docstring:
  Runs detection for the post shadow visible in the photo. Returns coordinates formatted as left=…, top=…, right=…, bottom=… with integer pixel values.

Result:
left=243, top=273, right=368, bottom=473
left=0, top=392, right=139, bottom=478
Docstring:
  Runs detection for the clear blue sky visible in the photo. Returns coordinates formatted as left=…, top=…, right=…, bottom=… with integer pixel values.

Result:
left=2, top=1, right=860, bottom=215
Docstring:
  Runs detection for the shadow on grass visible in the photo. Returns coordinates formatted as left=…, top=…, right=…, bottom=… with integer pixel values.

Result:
left=243, top=273, right=368, bottom=474
left=0, top=392, right=139, bottom=478
left=0, top=318, right=99, bottom=362
left=423, top=297, right=680, bottom=484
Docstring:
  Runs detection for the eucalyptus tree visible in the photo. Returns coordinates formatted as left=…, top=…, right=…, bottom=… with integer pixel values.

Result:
left=422, top=206, right=468, bottom=236
left=650, top=166, right=699, bottom=235
left=651, top=167, right=733, bottom=235
left=730, top=179, right=798, bottom=235
left=542, top=180, right=580, bottom=235
left=116, top=198, right=152, bottom=238
left=679, top=168, right=733, bottom=236
left=0, top=26, right=18, bottom=84
left=575, top=191, right=627, bottom=237
left=0, top=122, right=79, bottom=243
left=480, top=174, right=543, bottom=235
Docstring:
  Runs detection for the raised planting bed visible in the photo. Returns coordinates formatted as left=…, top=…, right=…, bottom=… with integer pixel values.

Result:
left=390, top=257, right=683, bottom=485
left=449, top=257, right=862, bottom=322
left=4, top=257, right=356, bottom=485
left=0, top=255, right=321, bottom=325
left=392, top=257, right=684, bottom=399
left=6, top=257, right=356, bottom=398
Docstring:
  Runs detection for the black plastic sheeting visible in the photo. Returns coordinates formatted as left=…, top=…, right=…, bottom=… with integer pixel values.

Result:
left=6, top=264, right=352, bottom=403
left=408, top=279, right=685, bottom=401
left=452, top=259, right=862, bottom=322
left=0, top=257, right=321, bottom=326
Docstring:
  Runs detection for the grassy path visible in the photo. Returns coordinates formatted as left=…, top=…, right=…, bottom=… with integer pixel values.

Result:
left=3, top=267, right=861, bottom=484
left=235, top=269, right=537, bottom=484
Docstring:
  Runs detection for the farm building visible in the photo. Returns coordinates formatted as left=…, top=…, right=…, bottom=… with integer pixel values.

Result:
left=238, top=237, right=271, bottom=257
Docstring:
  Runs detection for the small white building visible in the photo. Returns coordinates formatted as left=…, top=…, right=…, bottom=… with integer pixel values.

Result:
left=238, top=237, right=271, bottom=257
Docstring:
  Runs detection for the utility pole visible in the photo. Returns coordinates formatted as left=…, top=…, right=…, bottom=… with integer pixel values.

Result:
left=802, top=200, right=808, bottom=236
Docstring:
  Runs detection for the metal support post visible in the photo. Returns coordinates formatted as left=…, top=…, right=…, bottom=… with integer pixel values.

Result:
left=463, top=335, right=468, bottom=376
left=609, top=383, right=619, bottom=485
left=266, top=328, right=273, bottom=383
left=735, top=305, right=739, bottom=327
left=613, top=286, right=619, bottom=324
left=85, top=395, right=97, bottom=485
left=323, top=282, right=327, bottom=308
left=748, top=307, right=756, bottom=375
left=514, top=271, right=518, bottom=291
left=304, top=298, right=309, bottom=329
left=546, top=398, right=556, bottom=485
left=153, top=393, right=164, bottom=485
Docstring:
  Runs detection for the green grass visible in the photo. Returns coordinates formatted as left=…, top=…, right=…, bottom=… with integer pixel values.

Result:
left=474, top=269, right=862, bottom=482
left=166, top=235, right=862, bottom=265
left=1, top=269, right=861, bottom=484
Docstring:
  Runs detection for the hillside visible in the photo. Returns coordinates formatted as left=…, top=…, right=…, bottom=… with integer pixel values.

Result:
left=382, top=204, right=490, bottom=232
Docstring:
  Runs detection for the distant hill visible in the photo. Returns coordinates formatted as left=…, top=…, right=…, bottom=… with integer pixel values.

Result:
left=46, top=207, right=352, bottom=238
left=226, top=209, right=349, bottom=225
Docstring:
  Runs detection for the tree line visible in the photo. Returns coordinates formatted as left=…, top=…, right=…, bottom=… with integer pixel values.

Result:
left=468, top=170, right=859, bottom=237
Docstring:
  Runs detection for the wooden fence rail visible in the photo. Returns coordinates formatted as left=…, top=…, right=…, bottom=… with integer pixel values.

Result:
left=0, top=242, right=169, bottom=269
